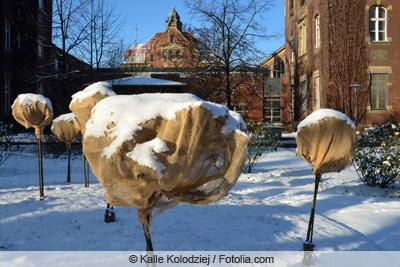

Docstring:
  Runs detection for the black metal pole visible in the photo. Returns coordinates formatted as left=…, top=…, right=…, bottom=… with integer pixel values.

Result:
left=83, top=156, right=89, bottom=187
left=37, top=137, right=44, bottom=200
left=303, top=173, right=321, bottom=251
left=67, top=145, right=71, bottom=183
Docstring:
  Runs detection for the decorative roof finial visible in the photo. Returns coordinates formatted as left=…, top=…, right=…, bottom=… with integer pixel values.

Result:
left=165, top=6, right=182, bottom=31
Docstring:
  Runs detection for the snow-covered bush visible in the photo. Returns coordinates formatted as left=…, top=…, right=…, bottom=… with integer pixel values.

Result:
left=353, top=122, right=400, bottom=187
left=243, top=121, right=282, bottom=173
left=0, top=122, right=19, bottom=166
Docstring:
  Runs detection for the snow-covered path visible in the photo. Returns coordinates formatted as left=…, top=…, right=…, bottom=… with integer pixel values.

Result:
left=1, top=146, right=400, bottom=252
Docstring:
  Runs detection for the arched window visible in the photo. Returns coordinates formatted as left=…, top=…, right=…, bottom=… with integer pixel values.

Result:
left=369, top=6, right=387, bottom=42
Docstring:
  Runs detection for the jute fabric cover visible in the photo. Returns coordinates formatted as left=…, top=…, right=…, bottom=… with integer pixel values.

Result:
left=12, top=93, right=53, bottom=138
left=51, top=113, right=80, bottom=150
left=79, top=94, right=248, bottom=223
left=69, top=82, right=116, bottom=133
left=296, top=109, right=356, bottom=175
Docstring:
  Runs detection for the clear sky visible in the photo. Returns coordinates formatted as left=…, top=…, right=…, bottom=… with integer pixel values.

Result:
left=114, top=0, right=285, bottom=56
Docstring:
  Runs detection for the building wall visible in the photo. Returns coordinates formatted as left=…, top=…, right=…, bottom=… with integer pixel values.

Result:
left=365, top=0, right=400, bottom=123
left=283, top=0, right=400, bottom=126
left=1, top=0, right=53, bottom=123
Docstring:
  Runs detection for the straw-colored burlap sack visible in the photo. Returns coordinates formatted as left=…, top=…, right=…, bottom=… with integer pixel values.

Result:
left=69, top=82, right=116, bottom=133
left=81, top=94, right=248, bottom=223
left=51, top=113, right=80, bottom=150
left=296, top=109, right=356, bottom=175
left=12, top=93, right=53, bottom=138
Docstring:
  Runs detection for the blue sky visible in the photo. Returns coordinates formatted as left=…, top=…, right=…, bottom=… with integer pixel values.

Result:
left=114, top=0, right=285, bottom=55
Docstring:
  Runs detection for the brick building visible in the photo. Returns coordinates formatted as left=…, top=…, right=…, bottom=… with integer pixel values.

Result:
left=1, top=0, right=53, bottom=123
left=123, top=7, right=199, bottom=70
left=279, top=0, right=400, bottom=126
left=122, top=7, right=270, bottom=123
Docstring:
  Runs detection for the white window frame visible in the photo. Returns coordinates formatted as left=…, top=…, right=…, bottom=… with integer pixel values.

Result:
left=370, top=6, right=387, bottom=42
left=298, top=20, right=307, bottom=55
left=315, top=15, right=320, bottom=49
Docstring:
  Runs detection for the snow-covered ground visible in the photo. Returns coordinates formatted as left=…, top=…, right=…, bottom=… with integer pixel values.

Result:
left=1, top=140, right=400, bottom=266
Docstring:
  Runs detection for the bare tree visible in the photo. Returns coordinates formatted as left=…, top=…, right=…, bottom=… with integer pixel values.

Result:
left=52, top=0, right=91, bottom=113
left=184, top=0, right=277, bottom=110
left=75, top=0, right=125, bottom=80
left=53, top=0, right=125, bottom=81
left=320, top=0, right=369, bottom=125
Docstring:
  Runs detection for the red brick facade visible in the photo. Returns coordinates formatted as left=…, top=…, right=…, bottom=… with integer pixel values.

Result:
left=281, top=0, right=400, bottom=126
left=122, top=7, right=269, bottom=124
left=123, top=7, right=199, bottom=69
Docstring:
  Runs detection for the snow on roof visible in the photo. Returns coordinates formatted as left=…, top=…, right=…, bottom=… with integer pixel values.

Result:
left=70, top=82, right=116, bottom=104
left=297, top=108, right=356, bottom=130
left=108, top=76, right=185, bottom=86
left=12, top=93, right=53, bottom=111
left=85, top=93, right=247, bottom=162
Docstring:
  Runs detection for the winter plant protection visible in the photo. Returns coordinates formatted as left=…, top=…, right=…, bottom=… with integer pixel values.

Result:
left=64, top=81, right=248, bottom=251
left=3, top=82, right=400, bottom=267
left=296, top=109, right=357, bottom=251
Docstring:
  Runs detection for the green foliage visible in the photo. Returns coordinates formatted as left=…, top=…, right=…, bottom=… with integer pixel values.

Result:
left=0, top=122, right=19, bottom=166
left=243, top=121, right=282, bottom=173
left=353, top=122, right=400, bottom=188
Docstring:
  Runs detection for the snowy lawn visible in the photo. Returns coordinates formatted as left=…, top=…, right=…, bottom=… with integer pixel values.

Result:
left=1, top=144, right=400, bottom=252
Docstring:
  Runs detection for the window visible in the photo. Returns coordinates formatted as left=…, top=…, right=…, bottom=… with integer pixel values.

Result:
left=38, top=12, right=43, bottom=23
left=4, top=76, right=11, bottom=113
left=38, top=39, right=44, bottom=57
left=315, top=76, right=320, bottom=109
left=301, top=81, right=307, bottom=113
left=170, top=35, right=175, bottom=43
left=315, top=15, right=320, bottom=48
left=54, top=58, right=59, bottom=71
left=169, top=49, right=175, bottom=60
left=5, top=19, right=11, bottom=51
left=17, top=8, right=23, bottom=19
left=264, top=78, right=281, bottom=122
left=37, top=80, right=44, bottom=95
left=370, top=73, right=387, bottom=110
left=370, top=6, right=387, bottom=42
left=163, top=49, right=168, bottom=60
left=17, top=32, right=22, bottom=48
left=38, top=0, right=44, bottom=10
left=298, top=20, right=307, bottom=55
left=290, top=0, right=294, bottom=16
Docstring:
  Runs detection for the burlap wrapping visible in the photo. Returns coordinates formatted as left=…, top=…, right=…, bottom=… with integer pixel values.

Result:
left=69, top=82, right=116, bottom=133
left=12, top=93, right=53, bottom=138
left=81, top=94, right=248, bottom=223
left=296, top=109, right=356, bottom=175
left=51, top=113, right=80, bottom=150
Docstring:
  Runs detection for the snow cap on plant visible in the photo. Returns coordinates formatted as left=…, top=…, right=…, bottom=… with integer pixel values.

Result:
left=296, top=109, right=356, bottom=175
